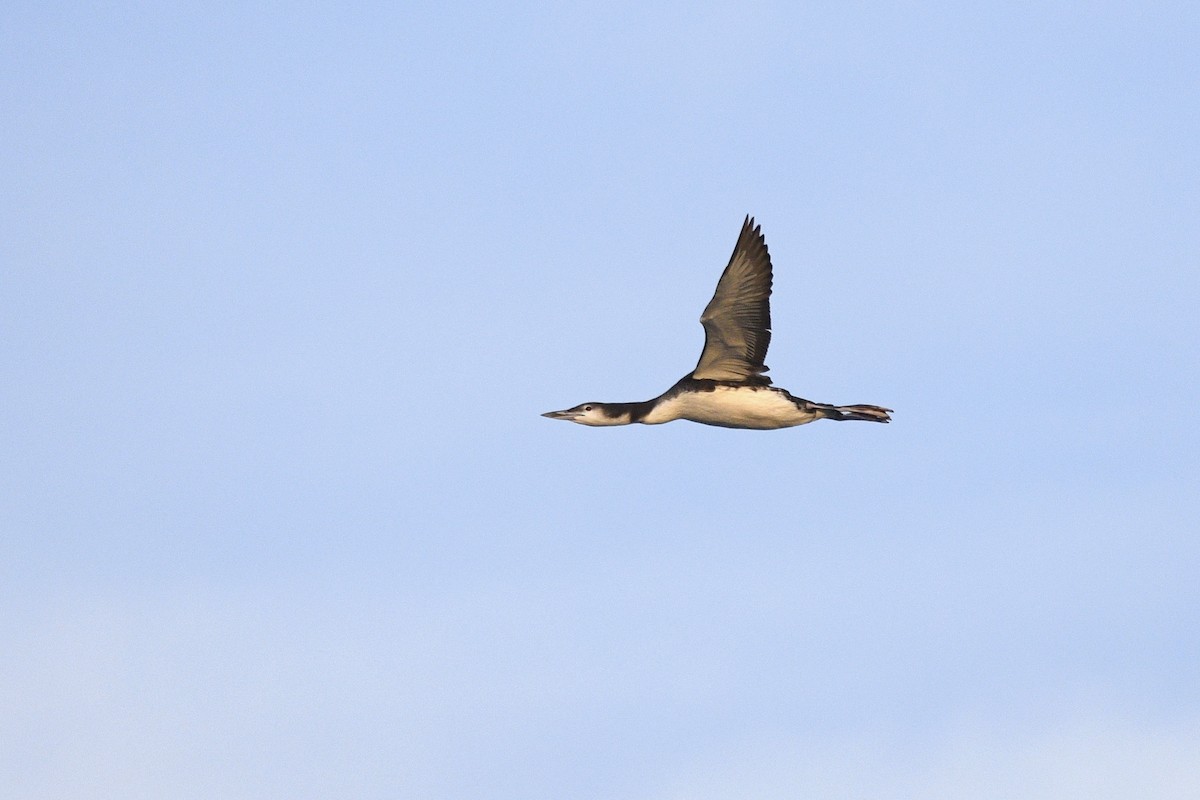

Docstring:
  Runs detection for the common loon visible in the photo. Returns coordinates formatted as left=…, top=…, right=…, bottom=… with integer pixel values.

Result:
left=543, top=216, right=892, bottom=430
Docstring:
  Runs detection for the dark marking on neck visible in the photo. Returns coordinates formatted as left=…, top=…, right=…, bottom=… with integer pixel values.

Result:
left=628, top=399, right=657, bottom=424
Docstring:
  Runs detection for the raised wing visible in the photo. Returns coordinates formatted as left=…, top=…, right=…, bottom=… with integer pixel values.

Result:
left=692, top=216, right=774, bottom=382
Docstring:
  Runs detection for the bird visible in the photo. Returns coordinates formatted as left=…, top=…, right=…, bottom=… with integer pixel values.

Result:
left=542, top=216, right=892, bottom=429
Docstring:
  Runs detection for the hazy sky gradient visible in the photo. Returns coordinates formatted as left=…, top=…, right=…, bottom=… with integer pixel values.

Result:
left=3, top=3, right=1199, bottom=798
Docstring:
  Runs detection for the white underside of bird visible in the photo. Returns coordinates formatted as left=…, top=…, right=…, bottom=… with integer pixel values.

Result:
left=640, top=385, right=818, bottom=429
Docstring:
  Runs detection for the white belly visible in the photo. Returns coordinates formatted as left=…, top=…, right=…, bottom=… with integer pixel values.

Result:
left=641, top=386, right=819, bottom=429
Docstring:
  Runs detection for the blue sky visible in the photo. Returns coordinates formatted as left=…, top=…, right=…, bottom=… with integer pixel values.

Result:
left=3, top=2, right=1198, bottom=798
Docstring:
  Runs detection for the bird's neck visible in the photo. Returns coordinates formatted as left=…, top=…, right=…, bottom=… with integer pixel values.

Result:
left=598, top=400, right=656, bottom=425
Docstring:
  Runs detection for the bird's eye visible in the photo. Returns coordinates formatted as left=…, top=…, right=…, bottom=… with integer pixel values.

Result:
left=583, top=405, right=593, bottom=411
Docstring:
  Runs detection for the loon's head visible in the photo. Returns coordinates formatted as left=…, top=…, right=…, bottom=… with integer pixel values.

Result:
left=541, top=402, right=633, bottom=426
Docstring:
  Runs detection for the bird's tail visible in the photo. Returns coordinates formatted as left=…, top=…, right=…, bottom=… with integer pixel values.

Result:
left=814, top=403, right=892, bottom=423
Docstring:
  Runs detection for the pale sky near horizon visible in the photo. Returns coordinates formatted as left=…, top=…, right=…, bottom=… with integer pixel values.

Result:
left=3, top=3, right=1199, bottom=798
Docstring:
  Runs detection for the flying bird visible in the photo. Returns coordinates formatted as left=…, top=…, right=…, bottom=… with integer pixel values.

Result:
left=543, top=216, right=892, bottom=429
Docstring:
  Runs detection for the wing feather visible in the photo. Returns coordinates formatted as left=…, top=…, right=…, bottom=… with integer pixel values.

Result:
left=692, top=216, right=774, bottom=382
